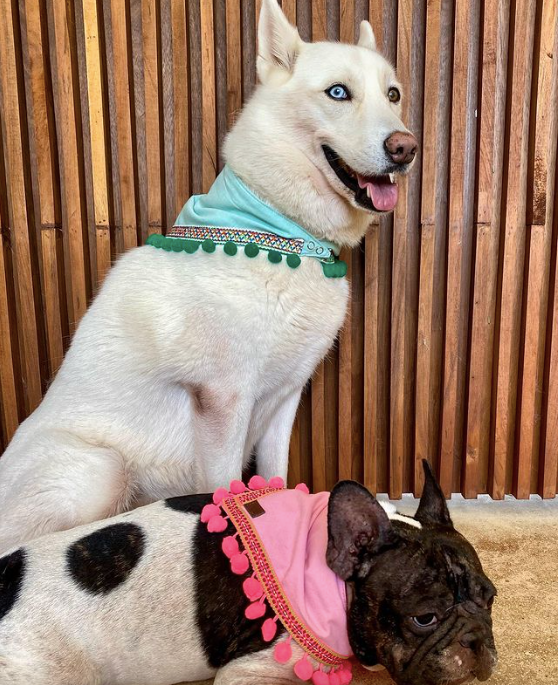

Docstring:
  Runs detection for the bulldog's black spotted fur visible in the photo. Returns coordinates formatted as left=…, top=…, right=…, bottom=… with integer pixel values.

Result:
left=0, top=548, right=25, bottom=622
left=66, top=522, right=145, bottom=594
left=165, top=491, right=284, bottom=668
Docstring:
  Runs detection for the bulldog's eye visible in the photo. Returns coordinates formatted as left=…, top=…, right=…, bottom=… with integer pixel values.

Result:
left=388, top=87, right=401, bottom=103
left=412, top=613, right=438, bottom=628
left=326, top=84, right=351, bottom=101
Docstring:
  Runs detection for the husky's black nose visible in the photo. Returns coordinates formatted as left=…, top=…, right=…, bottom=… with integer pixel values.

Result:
left=384, top=131, right=418, bottom=165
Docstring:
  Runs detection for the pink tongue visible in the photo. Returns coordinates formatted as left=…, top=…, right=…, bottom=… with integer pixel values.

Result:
left=357, top=174, right=399, bottom=212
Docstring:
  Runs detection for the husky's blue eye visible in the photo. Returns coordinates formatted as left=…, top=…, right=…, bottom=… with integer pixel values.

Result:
left=326, top=84, right=350, bottom=101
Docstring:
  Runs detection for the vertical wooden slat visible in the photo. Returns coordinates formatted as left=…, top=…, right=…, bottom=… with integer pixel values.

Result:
left=142, top=0, right=164, bottom=231
left=200, top=0, right=217, bottom=192
left=0, top=0, right=43, bottom=412
left=171, top=0, right=190, bottom=213
left=226, top=0, right=242, bottom=130
left=82, top=0, right=110, bottom=285
left=22, top=0, right=66, bottom=376
left=493, top=0, right=538, bottom=499
left=517, top=0, right=557, bottom=497
left=48, top=0, right=91, bottom=330
left=467, top=0, right=511, bottom=499
left=160, top=0, right=175, bottom=231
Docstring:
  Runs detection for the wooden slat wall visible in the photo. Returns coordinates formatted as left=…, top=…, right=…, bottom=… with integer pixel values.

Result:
left=0, top=0, right=557, bottom=498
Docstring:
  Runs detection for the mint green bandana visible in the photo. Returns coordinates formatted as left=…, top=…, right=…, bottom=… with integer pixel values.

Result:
left=146, top=166, right=347, bottom=278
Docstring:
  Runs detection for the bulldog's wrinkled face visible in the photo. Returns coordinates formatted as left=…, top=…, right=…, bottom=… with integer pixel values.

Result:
left=327, top=462, right=497, bottom=685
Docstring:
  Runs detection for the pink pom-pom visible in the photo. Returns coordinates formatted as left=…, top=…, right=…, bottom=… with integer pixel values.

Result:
left=201, top=503, right=221, bottom=523
left=229, top=479, right=247, bottom=494
left=213, top=487, right=229, bottom=505
left=245, top=600, right=266, bottom=620
left=207, top=515, right=228, bottom=533
left=274, top=640, right=292, bottom=664
left=243, top=576, right=263, bottom=601
left=230, top=553, right=250, bottom=575
left=268, top=476, right=285, bottom=489
left=261, top=617, right=277, bottom=642
left=222, top=535, right=240, bottom=558
left=294, top=657, right=314, bottom=681
left=248, top=475, right=268, bottom=490
left=338, top=669, right=352, bottom=684
left=312, top=671, right=329, bottom=685
left=329, top=672, right=340, bottom=685
left=295, top=483, right=310, bottom=494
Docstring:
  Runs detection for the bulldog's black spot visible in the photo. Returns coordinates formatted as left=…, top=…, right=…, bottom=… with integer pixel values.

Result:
left=0, top=548, right=25, bottom=621
left=67, top=523, right=145, bottom=594
left=165, top=493, right=213, bottom=515
left=193, top=517, right=284, bottom=667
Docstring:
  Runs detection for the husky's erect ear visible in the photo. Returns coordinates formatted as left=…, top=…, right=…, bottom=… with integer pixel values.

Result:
left=327, top=481, right=395, bottom=581
left=415, top=460, right=454, bottom=528
left=257, top=0, right=302, bottom=84
left=357, top=20, right=376, bottom=51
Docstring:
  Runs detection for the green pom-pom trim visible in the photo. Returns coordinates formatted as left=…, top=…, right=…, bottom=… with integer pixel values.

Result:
left=286, top=254, right=301, bottom=269
left=224, top=241, right=238, bottom=256
left=162, top=238, right=172, bottom=251
left=322, top=259, right=347, bottom=278
left=268, top=250, right=282, bottom=264
left=171, top=239, right=183, bottom=252
left=244, top=243, right=259, bottom=258
left=147, top=233, right=164, bottom=248
left=202, top=239, right=216, bottom=253
left=185, top=240, right=199, bottom=253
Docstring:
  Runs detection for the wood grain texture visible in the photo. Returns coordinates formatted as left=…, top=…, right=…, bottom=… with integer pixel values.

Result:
left=0, top=1, right=556, bottom=500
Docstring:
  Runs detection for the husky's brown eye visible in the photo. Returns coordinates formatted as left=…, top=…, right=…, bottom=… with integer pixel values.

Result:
left=412, top=613, right=438, bottom=628
left=388, top=87, right=401, bottom=103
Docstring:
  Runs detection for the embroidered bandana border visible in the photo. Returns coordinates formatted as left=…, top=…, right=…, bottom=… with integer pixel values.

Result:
left=168, top=226, right=305, bottom=255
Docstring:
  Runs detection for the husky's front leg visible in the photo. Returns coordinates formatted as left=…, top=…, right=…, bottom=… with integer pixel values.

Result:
left=193, top=387, right=255, bottom=490
left=255, top=387, right=303, bottom=481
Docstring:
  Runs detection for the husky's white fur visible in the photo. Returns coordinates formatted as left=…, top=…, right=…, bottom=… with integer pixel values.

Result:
left=0, top=0, right=413, bottom=554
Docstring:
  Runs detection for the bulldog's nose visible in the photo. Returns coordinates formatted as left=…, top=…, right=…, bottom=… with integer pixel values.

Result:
left=384, top=131, right=418, bottom=165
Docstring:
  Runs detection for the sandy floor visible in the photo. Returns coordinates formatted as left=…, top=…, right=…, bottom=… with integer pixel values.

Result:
left=183, top=494, right=558, bottom=685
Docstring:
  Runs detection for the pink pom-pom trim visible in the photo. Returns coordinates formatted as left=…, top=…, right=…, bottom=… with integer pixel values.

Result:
left=261, top=617, right=278, bottom=642
left=201, top=503, right=221, bottom=523
left=230, top=552, right=250, bottom=575
left=274, top=640, right=292, bottom=664
left=222, top=535, right=240, bottom=558
left=329, top=672, right=341, bottom=685
left=229, top=479, right=247, bottom=494
left=248, top=475, right=268, bottom=490
left=295, top=483, right=310, bottom=494
left=268, top=476, right=285, bottom=489
left=312, top=671, right=329, bottom=685
left=213, top=487, right=229, bottom=505
left=245, top=600, right=266, bottom=620
left=294, top=656, right=314, bottom=681
left=207, top=515, right=228, bottom=533
left=243, top=576, right=263, bottom=601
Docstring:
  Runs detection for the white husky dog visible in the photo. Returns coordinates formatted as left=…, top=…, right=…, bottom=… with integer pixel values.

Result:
left=0, top=0, right=416, bottom=553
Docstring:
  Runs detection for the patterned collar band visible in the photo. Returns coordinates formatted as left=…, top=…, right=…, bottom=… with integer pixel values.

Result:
left=146, top=165, right=347, bottom=279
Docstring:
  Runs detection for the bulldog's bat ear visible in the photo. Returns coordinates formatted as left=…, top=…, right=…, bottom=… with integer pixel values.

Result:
left=257, top=0, right=302, bottom=84
left=357, top=20, right=376, bottom=51
left=415, top=460, right=453, bottom=528
left=327, top=481, right=394, bottom=581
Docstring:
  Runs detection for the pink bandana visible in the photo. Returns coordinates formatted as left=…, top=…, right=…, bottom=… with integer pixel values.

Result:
left=201, top=476, right=354, bottom=684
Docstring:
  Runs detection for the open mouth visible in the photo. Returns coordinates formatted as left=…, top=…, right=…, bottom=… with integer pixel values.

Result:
left=322, top=145, right=399, bottom=213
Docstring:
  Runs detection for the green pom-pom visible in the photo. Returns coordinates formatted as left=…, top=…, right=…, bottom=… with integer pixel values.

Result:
left=161, top=237, right=172, bottom=251
left=244, top=243, right=259, bottom=258
left=202, top=239, right=216, bottom=253
left=224, top=241, right=238, bottom=256
left=337, top=260, right=348, bottom=277
left=147, top=233, right=164, bottom=248
left=171, top=239, right=183, bottom=252
left=184, top=240, right=199, bottom=254
left=286, top=254, right=301, bottom=269
left=268, top=250, right=282, bottom=264
left=322, top=260, right=348, bottom=278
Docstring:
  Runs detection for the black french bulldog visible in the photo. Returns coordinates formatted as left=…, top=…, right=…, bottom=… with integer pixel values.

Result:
left=0, top=461, right=496, bottom=685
